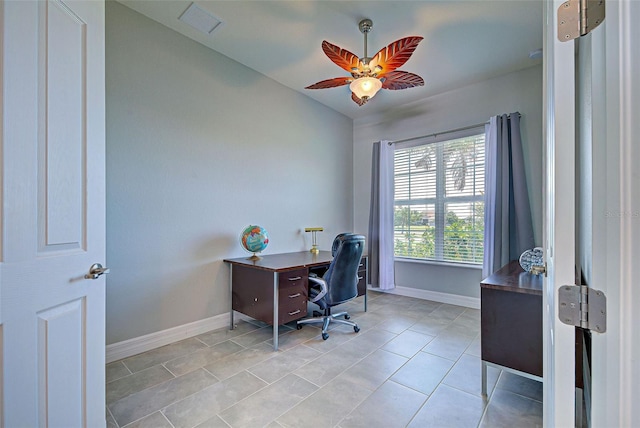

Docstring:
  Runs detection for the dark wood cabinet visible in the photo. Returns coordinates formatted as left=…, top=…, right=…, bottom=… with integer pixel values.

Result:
left=480, top=260, right=585, bottom=396
left=480, top=261, right=543, bottom=394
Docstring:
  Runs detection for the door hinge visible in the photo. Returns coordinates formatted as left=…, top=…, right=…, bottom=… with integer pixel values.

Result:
left=558, top=285, right=607, bottom=333
left=558, top=0, right=605, bottom=42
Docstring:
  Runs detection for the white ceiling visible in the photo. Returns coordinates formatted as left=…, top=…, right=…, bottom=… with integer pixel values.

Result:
left=118, top=0, right=543, bottom=120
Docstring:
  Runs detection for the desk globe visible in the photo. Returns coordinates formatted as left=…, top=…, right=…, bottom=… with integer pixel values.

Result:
left=240, top=225, right=269, bottom=260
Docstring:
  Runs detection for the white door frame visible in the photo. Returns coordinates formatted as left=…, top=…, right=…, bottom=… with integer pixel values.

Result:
left=544, top=0, right=640, bottom=426
left=590, top=0, right=640, bottom=426
left=543, top=1, right=577, bottom=426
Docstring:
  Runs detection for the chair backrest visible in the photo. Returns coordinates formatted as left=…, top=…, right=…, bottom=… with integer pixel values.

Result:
left=323, top=234, right=365, bottom=306
left=331, top=232, right=357, bottom=256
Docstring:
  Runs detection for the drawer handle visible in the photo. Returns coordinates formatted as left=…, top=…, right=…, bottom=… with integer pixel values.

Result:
left=358, top=276, right=363, bottom=280
left=288, top=293, right=301, bottom=298
left=288, top=309, right=301, bottom=316
left=359, top=263, right=364, bottom=267
left=288, top=276, right=302, bottom=281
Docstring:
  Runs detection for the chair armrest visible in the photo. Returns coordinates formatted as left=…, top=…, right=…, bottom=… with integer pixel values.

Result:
left=308, top=276, right=328, bottom=303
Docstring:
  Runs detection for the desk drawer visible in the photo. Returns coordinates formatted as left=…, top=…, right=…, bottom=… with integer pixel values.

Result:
left=279, top=269, right=307, bottom=288
left=279, top=269, right=308, bottom=324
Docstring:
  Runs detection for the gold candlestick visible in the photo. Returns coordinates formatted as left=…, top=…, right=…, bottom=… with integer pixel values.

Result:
left=305, top=227, right=323, bottom=254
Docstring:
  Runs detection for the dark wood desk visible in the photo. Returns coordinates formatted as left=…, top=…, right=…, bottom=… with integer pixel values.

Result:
left=224, top=251, right=368, bottom=350
left=480, top=260, right=543, bottom=395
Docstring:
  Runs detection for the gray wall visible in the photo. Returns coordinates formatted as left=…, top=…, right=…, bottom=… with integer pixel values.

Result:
left=353, top=65, right=543, bottom=298
left=105, top=2, right=353, bottom=344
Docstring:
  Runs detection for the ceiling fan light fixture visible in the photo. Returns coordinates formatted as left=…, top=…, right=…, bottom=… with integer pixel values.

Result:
left=306, top=18, right=423, bottom=106
left=350, top=76, right=382, bottom=100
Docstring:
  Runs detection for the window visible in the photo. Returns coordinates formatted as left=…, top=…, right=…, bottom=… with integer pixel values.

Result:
left=393, top=130, right=485, bottom=264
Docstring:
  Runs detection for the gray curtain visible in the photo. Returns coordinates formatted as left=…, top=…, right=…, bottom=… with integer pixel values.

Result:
left=368, top=141, right=395, bottom=289
left=483, top=113, right=535, bottom=277
left=369, top=142, right=381, bottom=287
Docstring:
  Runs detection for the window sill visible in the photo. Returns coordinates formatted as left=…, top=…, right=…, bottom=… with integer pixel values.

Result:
left=394, top=257, right=482, bottom=270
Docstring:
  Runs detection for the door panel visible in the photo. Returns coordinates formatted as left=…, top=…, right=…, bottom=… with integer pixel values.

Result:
left=1, top=1, right=106, bottom=426
left=38, top=298, right=85, bottom=427
left=40, top=0, right=87, bottom=251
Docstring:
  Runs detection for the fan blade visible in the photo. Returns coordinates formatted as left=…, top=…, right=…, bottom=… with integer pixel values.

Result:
left=351, top=92, right=368, bottom=106
left=381, top=71, right=424, bottom=90
left=322, top=40, right=362, bottom=73
left=305, top=77, right=352, bottom=89
left=370, top=36, right=423, bottom=75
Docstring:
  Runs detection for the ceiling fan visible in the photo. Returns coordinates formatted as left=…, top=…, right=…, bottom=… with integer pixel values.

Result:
left=306, top=19, right=424, bottom=106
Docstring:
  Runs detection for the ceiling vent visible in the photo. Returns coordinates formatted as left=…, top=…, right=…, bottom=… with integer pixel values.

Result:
left=179, top=3, right=223, bottom=36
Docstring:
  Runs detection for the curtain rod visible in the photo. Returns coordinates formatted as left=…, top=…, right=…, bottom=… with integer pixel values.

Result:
left=388, top=113, right=521, bottom=146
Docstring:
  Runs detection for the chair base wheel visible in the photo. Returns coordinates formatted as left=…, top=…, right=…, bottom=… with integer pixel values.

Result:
left=296, top=324, right=303, bottom=330
left=322, top=332, right=329, bottom=340
left=354, top=326, right=360, bottom=333
left=344, top=314, right=350, bottom=320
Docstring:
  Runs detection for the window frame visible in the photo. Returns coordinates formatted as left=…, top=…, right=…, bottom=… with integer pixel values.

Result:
left=392, top=125, right=486, bottom=266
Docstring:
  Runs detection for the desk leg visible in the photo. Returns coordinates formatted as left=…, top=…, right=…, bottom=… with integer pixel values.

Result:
left=273, top=272, right=279, bottom=351
left=229, top=264, right=234, bottom=330
left=481, top=360, right=488, bottom=397
left=364, top=257, right=369, bottom=312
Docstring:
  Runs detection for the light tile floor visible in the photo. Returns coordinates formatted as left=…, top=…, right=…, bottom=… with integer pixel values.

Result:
left=106, top=291, right=543, bottom=428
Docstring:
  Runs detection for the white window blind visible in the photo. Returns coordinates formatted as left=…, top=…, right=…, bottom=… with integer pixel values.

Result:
left=393, top=132, right=485, bottom=264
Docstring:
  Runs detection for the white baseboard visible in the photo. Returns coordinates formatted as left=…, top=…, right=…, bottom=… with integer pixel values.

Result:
left=105, top=312, right=250, bottom=364
left=369, top=285, right=480, bottom=309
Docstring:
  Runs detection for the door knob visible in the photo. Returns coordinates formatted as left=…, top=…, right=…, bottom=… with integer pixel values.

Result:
left=84, top=263, right=110, bottom=280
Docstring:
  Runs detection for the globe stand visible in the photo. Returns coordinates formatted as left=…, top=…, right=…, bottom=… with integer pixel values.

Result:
left=305, top=227, right=323, bottom=255
left=248, top=253, right=262, bottom=261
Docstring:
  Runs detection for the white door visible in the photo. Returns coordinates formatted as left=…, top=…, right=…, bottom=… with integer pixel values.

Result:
left=1, top=0, right=106, bottom=426
left=544, top=0, right=640, bottom=426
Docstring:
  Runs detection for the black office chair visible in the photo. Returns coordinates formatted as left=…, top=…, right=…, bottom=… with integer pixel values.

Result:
left=296, top=233, right=365, bottom=340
